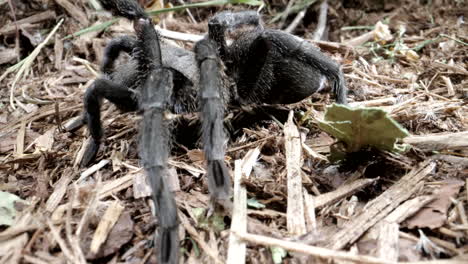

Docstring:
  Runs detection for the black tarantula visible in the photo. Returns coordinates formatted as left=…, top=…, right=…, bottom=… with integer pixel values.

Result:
left=73, top=0, right=347, bottom=263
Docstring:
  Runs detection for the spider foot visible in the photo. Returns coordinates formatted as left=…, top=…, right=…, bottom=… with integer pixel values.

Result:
left=81, top=138, right=100, bottom=167
left=63, top=115, right=86, bottom=132
left=157, top=226, right=179, bottom=264
left=207, top=160, right=231, bottom=201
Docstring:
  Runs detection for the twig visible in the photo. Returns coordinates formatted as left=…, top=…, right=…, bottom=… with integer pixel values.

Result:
left=284, top=9, right=305, bottom=34
left=284, top=111, right=306, bottom=236
left=234, top=231, right=395, bottom=264
left=312, top=0, right=328, bottom=41
left=227, top=160, right=247, bottom=264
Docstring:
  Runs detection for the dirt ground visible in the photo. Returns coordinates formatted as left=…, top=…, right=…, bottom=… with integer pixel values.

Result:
left=0, top=0, right=467, bottom=263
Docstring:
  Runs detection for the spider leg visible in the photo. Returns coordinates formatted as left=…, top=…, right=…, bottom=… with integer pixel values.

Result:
left=139, top=68, right=179, bottom=264
left=195, top=39, right=231, bottom=201
left=241, top=31, right=348, bottom=105
left=101, top=35, right=137, bottom=74
left=82, top=79, right=139, bottom=166
left=264, top=31, right=348, bottom=104
left=65, top=36, right=138, bottom=134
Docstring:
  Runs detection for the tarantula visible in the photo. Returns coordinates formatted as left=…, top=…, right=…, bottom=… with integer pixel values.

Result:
left=70, top=0, right=347, bottom=263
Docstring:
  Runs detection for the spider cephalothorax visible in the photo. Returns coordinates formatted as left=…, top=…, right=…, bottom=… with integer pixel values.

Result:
left=70, top=1, right=348, bottom=263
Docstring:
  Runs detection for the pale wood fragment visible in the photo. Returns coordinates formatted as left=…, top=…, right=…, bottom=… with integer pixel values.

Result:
left=325, top=160, right=435, bottom=250
left=45, top=169, right=74, bottom=212
left=303, top=189, right=317, bottom=233
left=227, top=160, right=247, bottom=264
left=385, top=195, right=435, bottom=223
left=375, top=221, right=399, bottom=261
left=404, top=131, right=468, bottom=151
left=234, top=231, right=394, bottom=264
left=314, top=178, right=378, bottom=209
left=90, top=201, right=124, bottom=254
left=441, top=76, right=455, bottom=96
left=284, top=111, right=306, bottom=236
left=227, top=148, right=259, bottom=264
left=77, top=159, right=110, bottom=182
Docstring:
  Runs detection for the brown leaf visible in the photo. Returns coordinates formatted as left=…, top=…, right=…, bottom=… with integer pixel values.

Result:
left=405, top=179, right=464, bottom=229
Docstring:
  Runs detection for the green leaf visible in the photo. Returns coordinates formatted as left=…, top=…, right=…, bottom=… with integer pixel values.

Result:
left=63, top=18, right=119, bottom=40
left=191, top=207, right=225, bottom=232
left=0, top=191, right=24, bottom=226
left=317, top=104, right=410, bottom=153
left=247, top=198, right=266, bottom=209
left=270, top=246, right=287, bottom=264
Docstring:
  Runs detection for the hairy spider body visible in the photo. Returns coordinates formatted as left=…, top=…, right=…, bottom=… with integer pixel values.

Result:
left=72, top=1, right=348, bottom=263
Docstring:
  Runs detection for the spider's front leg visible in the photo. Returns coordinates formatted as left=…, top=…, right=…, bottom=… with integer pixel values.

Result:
left=70, top=35, right=139, bottom=166
left=82, top=78, right=139, bottom=166
left=135, top=17, right=179, bottom=264
left=139, top=68, right=179, bottom=264
left=195, top=39, right=231, bottom=202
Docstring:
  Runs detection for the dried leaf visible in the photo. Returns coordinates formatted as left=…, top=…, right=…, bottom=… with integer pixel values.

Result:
left=405, top=179, right=464, bottom=229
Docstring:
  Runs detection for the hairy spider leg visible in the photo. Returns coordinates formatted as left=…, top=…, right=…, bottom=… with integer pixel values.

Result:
left=65, top=36, right=139, bottom=134
left=139, top=69, right=179, bottom=264
left=135, top=17, right=180, bottom=264
left=195, top=39, right=231, bottom=201
left=82, top=79, right=139, bottom=166
left=258, top=30, right=348, bottom=104
left=101, top=35, right=138, bottom=75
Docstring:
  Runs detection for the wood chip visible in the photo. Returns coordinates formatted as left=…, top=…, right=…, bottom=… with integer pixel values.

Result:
left=90, top=201, right=124, bottom=254
left=284, top=111, right=306, bottom=236
left=314, top=178, right=379, bottom=209
left=234, top=231, right=394, bottom=264
left=404, top=131, right=468, bottom=151
left=227, top=148, right=259, bottom=263
left=325, top=160, right=435, bottom=250
left=375, top=221, right=399, bottom=261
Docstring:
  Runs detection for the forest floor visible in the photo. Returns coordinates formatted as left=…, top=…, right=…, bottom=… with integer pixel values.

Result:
left=0, top=0, right=467, bottom=263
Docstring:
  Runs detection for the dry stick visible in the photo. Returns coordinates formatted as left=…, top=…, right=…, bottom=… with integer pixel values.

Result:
left=403, top=131, right=468, bottom=151
left=325, top=160, right=436, bottom=250
left=67, top=185, right=87, bottom=264
left=227, top=160, right=248, bottom=264
left=227, top=149, right=260, bottom=264
left=385, top=195, right=435, bottom=223
left=303, top=188, right=317, bottom=233
left=314, top=178, right=379, bottom=209
left=278, top=0, right=297, bottom=29
left=312, top=0, right=328, bottom=41
left=46, top=218, right=80, bottom=264
left=234, top=231, right=395, bottom=264
left=375, top=221, right=399, bottom=261
left=284, top=111, right=306, bottom=236
left=0, top=104, right=82, bottom=136
left=284, top=9, right=306, bottom=34
left=226, top=135, right=275, bottom=153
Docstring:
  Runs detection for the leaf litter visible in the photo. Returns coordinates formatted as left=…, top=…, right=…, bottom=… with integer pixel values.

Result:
left=0, top=0, right=467, bottom=263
